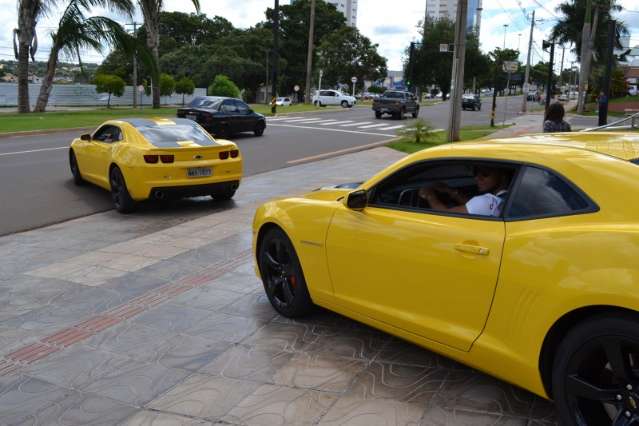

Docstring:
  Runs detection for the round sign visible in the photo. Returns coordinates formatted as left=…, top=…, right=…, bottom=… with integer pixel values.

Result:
left=137, top=85, right=145, bottom=93
left=351, top=76, right=358, bottom=83
left=294, top=85, right=300, bottom=92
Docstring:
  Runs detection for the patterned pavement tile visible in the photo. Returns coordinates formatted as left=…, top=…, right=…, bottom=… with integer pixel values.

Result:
left=221, top=384, right=338, bottom=426
left=147, top=373, right=261, bottom=420
left=220, top=291, right=279, bottom=322
left=206, top=270, right=262, bottom=295
left=199, top=345, right=294, bottom=384
left=0, top=275, right=81, bottom=321
left=374, top=338, right=470, bottom=371
left=133, top=303, right=214, bottom=334
left=318, top=395, right=424, bottom=426
left=183, top=312, right=265, bottom=344
left=419, top=406, right=530, bottom=426
left=172, top=285, right=244, bottom=312
left=101, top=270, right=170, bottom=300
left=121, top=410, right=212, bottom=425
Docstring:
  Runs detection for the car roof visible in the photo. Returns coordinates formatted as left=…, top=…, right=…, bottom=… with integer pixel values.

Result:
left=116, top=117, right=196, bottom=128
left=412, top=132, right=639, bottom=162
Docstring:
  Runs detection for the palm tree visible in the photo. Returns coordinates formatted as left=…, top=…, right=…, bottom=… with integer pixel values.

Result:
left=15, top=0, right=51, bottom=113
left=33, top=0, right=135, bottom=112
left=137, top=0, right=200, bottom=108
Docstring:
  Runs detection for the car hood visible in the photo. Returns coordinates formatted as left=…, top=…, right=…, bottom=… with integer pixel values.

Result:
left=302, top=182, right=363, bottom=201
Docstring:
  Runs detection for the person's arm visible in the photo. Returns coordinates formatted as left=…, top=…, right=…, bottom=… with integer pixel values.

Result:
left=419, top=187, right=468, bottom=213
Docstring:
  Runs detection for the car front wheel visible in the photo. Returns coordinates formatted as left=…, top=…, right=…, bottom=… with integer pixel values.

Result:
left=553, top=314, right=639, bottom=426
left=375, top=112, right=382, bottom=119
left=341, top=100, right=349, bottom=108
left=254, top=122, right=265, bottom=136
left=258, top=227, right=314, bottom=318
left=109, top=166, right=135, bottom=213
left=69, top=150, right=84, bottom=186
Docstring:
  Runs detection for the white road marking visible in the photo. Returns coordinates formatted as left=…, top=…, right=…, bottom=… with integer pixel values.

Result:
left=378, top=125, right=405, bottom=130
left=284, top=118, right=326, bottom=123
left=320, top=120, right=354, bottom=126
left=272, top=117, right=320, bottom=123
left=340, top=121, right=371, bottom=127
left=267, top=123, right=396, bottom=137
left=357, top=123, right=392, bottom=129
left=0, top=146, right=67, bottom=157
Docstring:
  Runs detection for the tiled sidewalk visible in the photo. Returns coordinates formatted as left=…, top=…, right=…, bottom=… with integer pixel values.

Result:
left=0, top=147, right=558, bottom=425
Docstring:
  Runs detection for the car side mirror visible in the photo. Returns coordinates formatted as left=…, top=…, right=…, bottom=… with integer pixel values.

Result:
left=80, top=133, right=91, bottom=141
left=346, top=189, right=367, bottom=210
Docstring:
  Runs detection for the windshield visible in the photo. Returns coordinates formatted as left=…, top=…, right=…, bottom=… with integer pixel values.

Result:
left=137, top=120, right=218, bottom=147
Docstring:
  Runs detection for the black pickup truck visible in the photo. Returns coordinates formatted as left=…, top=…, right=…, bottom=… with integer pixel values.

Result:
left=372, top=91, right=420, bottom=119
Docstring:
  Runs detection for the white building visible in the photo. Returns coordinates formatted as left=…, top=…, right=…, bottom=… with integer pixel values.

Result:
left=425, top=0, right=482, bottom=35
left=325, top=0, right=358, bottom=27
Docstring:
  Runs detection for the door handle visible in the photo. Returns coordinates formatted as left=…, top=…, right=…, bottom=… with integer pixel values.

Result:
left=455, top=244, right=490, bottom=256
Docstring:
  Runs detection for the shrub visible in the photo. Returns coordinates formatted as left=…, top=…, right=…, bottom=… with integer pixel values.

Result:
left=208, top=74, right=241, bottom=98
left=159, top=73, right=176, bottom=98
left=397, top=118, right=435, bottom=144
left=94, top=74, right=125, bottom=108
left=175, top=77, right=196, bottom=105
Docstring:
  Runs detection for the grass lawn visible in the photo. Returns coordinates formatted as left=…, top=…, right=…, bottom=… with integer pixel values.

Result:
left=0, top=107, right=178, bottom=134
left=388, top=125, right=509, bottom=154
left=251, top=103, right=341, bottom=115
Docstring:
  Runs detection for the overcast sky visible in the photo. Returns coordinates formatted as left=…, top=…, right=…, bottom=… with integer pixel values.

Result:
left=0, top=0, right=638, bottom=73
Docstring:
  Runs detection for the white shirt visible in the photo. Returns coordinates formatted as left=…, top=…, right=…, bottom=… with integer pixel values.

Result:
left=465, top=191, right=506, bottom=217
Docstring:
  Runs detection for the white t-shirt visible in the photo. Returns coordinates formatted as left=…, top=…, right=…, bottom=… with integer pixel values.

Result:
left=465, top=192, right=505, bottom=217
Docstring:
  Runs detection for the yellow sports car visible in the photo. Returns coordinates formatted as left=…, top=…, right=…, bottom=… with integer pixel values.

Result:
left=252, top=132, right=639, bottom=426
left=69, top=117, right=242, bottom=213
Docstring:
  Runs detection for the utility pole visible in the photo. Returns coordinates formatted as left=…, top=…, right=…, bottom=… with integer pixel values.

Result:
left=521, top=10, right=535, bottom=113
left=271, top=0, right=280, bottom=114
left=559, top=45, right=566, bottom=87
left=447, top=0, right=468, bottom=142
left=503, top=24, right=509, bottom=48
left=408, top=42, right=416, bottom=94
left=265, top=49, right=269, bottom=105
left=304, top=0, right=316, bottom=104
left=599, top=19, right=616, bottom=126
left=544, top=39, right=556, bottom=113
left=577, top=0, right=593, bottom=113
left=125, top=22, right=141, bottom=109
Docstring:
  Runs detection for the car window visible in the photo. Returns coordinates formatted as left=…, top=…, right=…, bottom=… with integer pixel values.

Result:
left=93, top=125, right=122, bottom=143
left=370, top=160, right=517, bottom=218
left=319, top=91, right=331, bottom=96
left=385, top=92, right=403, bottom=99
left=220, top=100, right=238, bottom=113
left=188, top=97, right=206, bottom=107
left=506, top=166, right=593, bottom=219
left=136, top=120, right=218, bottom=147
left=234, top=100, right=250, bottom=114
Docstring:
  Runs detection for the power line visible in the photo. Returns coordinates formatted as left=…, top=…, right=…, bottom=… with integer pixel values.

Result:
left=531, top=0, right=560, bottom=19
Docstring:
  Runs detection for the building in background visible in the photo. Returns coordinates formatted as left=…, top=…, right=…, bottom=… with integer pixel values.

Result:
left=425, top=0, right=482, bottom=35
left=325, top=0, right=357, bottom=27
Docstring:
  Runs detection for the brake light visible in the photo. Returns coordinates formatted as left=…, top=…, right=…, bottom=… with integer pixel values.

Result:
left=230, top=149, right=239, bottom=158
left=160, top=155, right=174, bottom=164
left=219, top=151, right=230, bottom=160
left=144, top=155, right=159, bottom=164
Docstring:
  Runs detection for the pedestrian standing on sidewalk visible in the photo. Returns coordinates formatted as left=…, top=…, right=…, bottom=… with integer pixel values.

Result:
left=543, top=102, right=571, bottom=133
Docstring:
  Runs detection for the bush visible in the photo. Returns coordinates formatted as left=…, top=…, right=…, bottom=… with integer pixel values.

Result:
left=175, top=77, right=195, bottom=105
left=368, top=85, right=386, bottom=94
left=159, top=73, right=176, bottom=98
left=397, top=118, right=435, bottom=144
left=208, top=74, right=241, bottom=98
left=94, top=74, right=125, bottom=108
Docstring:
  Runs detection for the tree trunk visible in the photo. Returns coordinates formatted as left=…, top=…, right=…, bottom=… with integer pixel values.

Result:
left=108, top=93, right=111, bottom=108
left=17, top=3, right=36, bottom=114
left=34, top=45, right=59, bottom=113
left=145, top=20, right=161, bottom=109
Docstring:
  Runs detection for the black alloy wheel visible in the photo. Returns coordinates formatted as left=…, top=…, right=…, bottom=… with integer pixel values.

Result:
left=69, top=150, right=83, bottom=186
left=109, top=167, right=135, bottom=213
left=254, top=122, right=265, bottom=137
left=258, top=228, right=313, bottom=317
left=553, top=315, right=639, bottom=426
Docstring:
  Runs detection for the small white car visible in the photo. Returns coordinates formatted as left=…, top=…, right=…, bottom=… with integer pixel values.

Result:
left=312, top=90, right=357, bottom=108
left=276, top=97, right=292, bottom=106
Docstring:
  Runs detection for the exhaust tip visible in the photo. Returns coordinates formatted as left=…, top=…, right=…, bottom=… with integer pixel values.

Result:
left=153, top=190, right=166, bottom=200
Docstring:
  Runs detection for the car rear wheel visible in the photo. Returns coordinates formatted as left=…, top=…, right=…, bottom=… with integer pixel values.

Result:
left=254, top=122, right=265, bottom=137
left=375, top=112, right=382, bottom=119
left=553, top=315, right=639, bottom=426
left=109, top=166, right=135, bottom=214
left=341, top=100, right=349, bottom=108
left=69, top=150, right=84, bottom=186
left=258, top=227, right=314, bottom=318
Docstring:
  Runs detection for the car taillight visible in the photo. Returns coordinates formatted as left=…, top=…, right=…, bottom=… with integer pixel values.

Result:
left=230, top=149, right=239, bottom=158
left=144, top=155, right=159, bottom=164
left=219, top=151, right=230, bottom=160
left=160, top=155, right=174, bottom=164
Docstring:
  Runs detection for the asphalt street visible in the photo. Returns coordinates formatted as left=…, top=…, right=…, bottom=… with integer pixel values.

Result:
left=0, top=96, right=528, bottom=236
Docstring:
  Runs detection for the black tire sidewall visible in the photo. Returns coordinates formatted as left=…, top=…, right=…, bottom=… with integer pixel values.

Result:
left=258, top=227, right=314, bottom=317
left=110, top=167, right=135, bottom=213
left=69, top=150, right=83, bottom=185
left=552, top=314, right=639, bottom=426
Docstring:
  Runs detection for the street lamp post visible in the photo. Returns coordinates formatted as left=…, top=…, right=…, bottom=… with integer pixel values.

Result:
left=503, top=24, right=509, bottom=49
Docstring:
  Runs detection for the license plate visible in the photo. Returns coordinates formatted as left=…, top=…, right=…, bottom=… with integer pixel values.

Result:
left=186, top=114, right=197, bottom=121
left=187, top=167, right=212, bottom=178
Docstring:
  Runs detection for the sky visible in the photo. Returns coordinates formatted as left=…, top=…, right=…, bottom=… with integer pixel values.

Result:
left=0, top=0, right=638, bottom=73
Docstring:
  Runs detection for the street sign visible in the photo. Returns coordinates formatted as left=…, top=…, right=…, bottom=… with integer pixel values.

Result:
left=351, top=76, right=358, bottom=83
left=503, top=61, right=519, bottom=73
left=293, top=85, right=300, bottom=92
left=440, top=44, right=449, bottom=53
left=137, top=85, right=144, bottom=93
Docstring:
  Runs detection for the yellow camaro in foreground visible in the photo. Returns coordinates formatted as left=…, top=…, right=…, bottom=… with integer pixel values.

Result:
left=69, top=117, right=242, bottom=213
left=253, top=132, right=639, bottom=426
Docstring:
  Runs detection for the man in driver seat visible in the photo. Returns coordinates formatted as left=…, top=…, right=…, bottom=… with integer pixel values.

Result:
left=418, top=166, right=511, bottom=217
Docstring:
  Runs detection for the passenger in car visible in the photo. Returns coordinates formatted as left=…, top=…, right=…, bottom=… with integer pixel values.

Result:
left=418, top=166, right=511, bottom=216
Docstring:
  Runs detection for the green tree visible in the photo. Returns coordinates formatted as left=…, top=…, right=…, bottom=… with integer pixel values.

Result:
left=208, top=74, right=240, bottom=98
left=175, top=76, right=195, bottom=105
left=411, top=18, right=455, bottom=99
left=137, top=0, right=200, bottom=108
left=487, top=48, right=520, bottom=95
left=316, top=26, right=387, bottom=93
left=34, top=0, right=135, bottom=112
left=159, top=73, right=175, bottom=97
left=95, top=74, right=125, bottom=108
left=368, top=85, right=386, bottom=94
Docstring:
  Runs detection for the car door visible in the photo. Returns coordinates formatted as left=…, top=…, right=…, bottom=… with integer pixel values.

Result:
left=82, top=125, right=121, bottom=186
left=325, top=160, right=511, bottom=351
left=233, top=100, right=253, bottom=132
left=218, top=100, right=238, bottom=134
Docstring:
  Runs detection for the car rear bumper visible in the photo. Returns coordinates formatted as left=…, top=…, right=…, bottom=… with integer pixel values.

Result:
left=149, top=180, right=240, bottom=200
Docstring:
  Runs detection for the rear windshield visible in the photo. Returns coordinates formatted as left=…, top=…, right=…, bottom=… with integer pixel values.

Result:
left=632, top=158, right=639, bottom=165
left=384, top=92, right=404, bottom=99
left=137, top=122, right=218, bottom=147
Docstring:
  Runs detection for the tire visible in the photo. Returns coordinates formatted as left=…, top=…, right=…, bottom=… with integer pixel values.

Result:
left=552, top=314, right=639, bottom=426
left=69, top=149, right=84, bottom=186
left=109, top=166, right=136, bottom=214
left=375, top=112, right=382, bottom=119
left=258, top=227, right=314, bottom=317
left=341, top=100, right=349, bottom=108
left=254, top=122, right=265, bottom=137
left=211, top=188, right=236, bottom=201
left=314, top=101, right=319, bottom=107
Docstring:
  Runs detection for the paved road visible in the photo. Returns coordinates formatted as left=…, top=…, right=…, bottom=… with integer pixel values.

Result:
left=0, top=96, right=528, bottom=236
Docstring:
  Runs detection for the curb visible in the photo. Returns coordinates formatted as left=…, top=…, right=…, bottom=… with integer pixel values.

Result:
left=0, top=127, right=94, bottom=139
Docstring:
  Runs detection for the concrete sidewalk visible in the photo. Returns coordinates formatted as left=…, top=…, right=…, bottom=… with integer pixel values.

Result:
left=0, top=147, right=558, bottom=425
left=486, top=111, right=600, bottom=140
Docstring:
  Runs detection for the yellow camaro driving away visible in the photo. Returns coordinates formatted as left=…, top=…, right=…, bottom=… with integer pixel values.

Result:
left=69, top=117, right=242, bottom=213
left=253, top=132, right=639, bottom=426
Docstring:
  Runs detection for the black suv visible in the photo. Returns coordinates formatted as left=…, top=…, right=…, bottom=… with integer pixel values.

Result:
left=373, top=91, right=420, bottom=119
left=462, top=94, right=481, bottom=111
